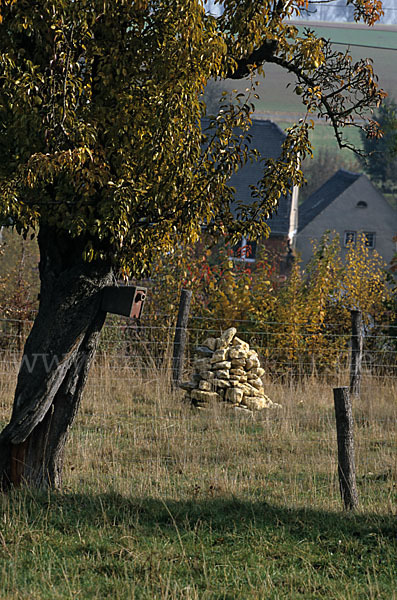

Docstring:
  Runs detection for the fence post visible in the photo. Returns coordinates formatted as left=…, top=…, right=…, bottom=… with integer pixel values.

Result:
left=350, top=309, right=363, bottom=396
left=172, top=289, right=192, bottom=386
left=333, top=387, right=359, bottom=510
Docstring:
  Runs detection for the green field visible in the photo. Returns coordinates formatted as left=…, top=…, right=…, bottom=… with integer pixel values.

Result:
left=255, top=23, right=397, bottom=116
left=273, top=119, right=362, bottom=168
left=211, top=22, right=397, bottom=161
left=0, top=362, right=395, bottom=599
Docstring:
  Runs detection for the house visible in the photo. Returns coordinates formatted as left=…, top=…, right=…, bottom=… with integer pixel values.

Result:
left=225, top=119, right=299, bottom=275
left=296, top=169, right=397, bottom=267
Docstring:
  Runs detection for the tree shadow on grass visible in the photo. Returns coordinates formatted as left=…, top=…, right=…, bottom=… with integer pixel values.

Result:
left=2, top=490, right=396, bottom=600
left=8, top=490, right=396, bottom=545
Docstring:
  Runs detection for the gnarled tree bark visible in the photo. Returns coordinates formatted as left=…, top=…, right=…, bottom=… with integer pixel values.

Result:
left=0, top=227, right=113, bottom=490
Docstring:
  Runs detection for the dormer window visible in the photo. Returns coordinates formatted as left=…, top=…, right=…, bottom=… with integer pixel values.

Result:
left=356, top=201, right=368, bottom=208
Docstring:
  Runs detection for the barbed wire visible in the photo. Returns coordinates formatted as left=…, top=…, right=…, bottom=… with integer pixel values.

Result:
left=0, top=317, right=396, bottom=382
left=1, top=314, right=397, bottom=329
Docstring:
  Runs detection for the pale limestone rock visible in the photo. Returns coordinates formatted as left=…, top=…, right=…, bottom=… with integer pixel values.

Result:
left=230, top=368, right=245, bottom=376
left=232, top=337, right=249, bottom=350
left=183, top=329, right=275, bottom=411
left=212, top=379, right=231, bottom=388
left=238, top=346, right=251, bottom=356
left=240, top=383, right=251, bottom=393
left=210, top=349, right=228, bottom=363
left=249, top=367, right=265, bottom=378
left=195, top=345, right=214, bottom=357
left=217, top=327, right=237, bottom=349
left=202, top=337, right=217, bottom=351
left=225, top=387, right=244, bottom=404
left=228, top=347, right=248, bottom=360
left=191, top=389, right=220, bottom=403
left=231, top=358, right=246, bottom=368
left=179, top=381, right=198, bottom=391
left=242, top=383, right=263, bottom=397
left=194, top=357, right=211, bottom=371
left=214, top=369, right=230, bottom=380
left=199, top=380, right=212, bottom=391
left=228, top=380, right=238, bottom=386
left=245, top=357, right=260, bottom=370
left=200, top=370, right=215, bottom=381
left=248, top=378, right=263, bottom=390
left=211, top=360, right=231, bottom=370
left=243, top=396, right=273, bottom=411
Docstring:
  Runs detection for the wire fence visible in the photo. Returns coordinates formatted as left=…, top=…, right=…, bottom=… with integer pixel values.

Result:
left=0, top=314, right=395, bottom=500
left=0, top=312, right=396, bottom=388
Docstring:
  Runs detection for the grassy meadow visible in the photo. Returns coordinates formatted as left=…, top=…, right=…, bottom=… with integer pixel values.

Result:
left=1, top=21, right=396, bottom=600
left=253, top=22, right=397, bottom=119
left=211, top=22, right=397, bottom=165
left=0, top=357, right=395, bottom=599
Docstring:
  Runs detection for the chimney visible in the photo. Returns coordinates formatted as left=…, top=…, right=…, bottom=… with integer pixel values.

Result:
left=288, top=184, right=299, bottom=249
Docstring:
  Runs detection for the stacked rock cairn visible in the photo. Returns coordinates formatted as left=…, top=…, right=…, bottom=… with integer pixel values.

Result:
left=180, top=327, right=279, bottom=411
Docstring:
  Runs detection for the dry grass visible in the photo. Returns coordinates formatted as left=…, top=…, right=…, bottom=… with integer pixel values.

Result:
left=0, top=358, right=395, bottom=508
left=0, top=357, right=395, bottom=599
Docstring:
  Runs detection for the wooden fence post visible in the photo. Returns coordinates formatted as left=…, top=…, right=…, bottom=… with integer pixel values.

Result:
left=333, top=387, right=359, bottom=510
left=172, top=289, right=192, bottom=386
left=350, top=309, right=363, bottom=396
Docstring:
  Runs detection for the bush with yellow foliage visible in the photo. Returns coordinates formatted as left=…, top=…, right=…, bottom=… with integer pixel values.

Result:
left=144, top=231, right=393, bottom=376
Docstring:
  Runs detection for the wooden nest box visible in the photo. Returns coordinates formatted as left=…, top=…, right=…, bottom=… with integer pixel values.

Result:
left=101, top=286, right=147, bottom=319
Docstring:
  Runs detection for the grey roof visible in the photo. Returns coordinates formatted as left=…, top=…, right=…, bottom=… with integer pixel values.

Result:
left=203, top=118, right=291, bottom=237
left=298, top=169, right=361, bottom=231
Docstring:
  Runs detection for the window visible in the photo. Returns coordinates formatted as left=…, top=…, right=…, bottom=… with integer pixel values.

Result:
left=233, top=237, right=257, bottom=262
left=364, top=232, right=376, bottom=249
left=356, top=201, right=368, bottom=208
left=344, top=230, right=376, bottom=249
left=344, top=231, right=356, bottom=247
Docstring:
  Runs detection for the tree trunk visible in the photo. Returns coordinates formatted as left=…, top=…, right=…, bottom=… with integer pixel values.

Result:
left=0, top=227, right=113, bottom=490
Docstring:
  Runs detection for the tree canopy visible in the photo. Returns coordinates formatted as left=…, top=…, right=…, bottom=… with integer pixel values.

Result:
left=0, top=0, right=386, bottom=277
left=0, top=0, right=388, bottom=490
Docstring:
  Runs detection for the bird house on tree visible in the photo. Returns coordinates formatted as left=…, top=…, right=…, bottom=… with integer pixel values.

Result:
left=101, top=286, right=147, bottom=319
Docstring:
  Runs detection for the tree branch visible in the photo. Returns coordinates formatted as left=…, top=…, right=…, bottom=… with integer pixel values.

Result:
left=226, top=39, right=278, bottom=79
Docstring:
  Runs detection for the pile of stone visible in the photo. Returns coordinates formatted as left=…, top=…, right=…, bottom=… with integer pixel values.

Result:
left=180, top=327, right=279, bottom=411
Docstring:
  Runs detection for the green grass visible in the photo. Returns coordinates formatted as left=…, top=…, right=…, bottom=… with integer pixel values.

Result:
left=0, top=365, right=396, bottom=599
left=252, top=24, right=397, bottom=116
left=213, top=22, right=397, bottom=164
left=0, top=491, right=395, bottom=599
left=275, top=119, right=362, bottom=166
